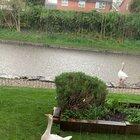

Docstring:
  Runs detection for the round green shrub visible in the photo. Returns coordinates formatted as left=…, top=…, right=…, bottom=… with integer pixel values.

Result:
left=55, top=72, right=108, bottom=111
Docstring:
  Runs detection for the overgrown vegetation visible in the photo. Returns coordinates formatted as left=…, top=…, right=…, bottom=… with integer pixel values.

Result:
left=124, top=108, right=140, bottom=123
left=62, top=105, right=109, bottom=121
left=0, top=6, right=140, bottom=40
left=62, top=99, right=140, bottom=123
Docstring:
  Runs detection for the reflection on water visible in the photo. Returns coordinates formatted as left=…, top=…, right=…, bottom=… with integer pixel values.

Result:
left=0, top=43, right=140, bottom=84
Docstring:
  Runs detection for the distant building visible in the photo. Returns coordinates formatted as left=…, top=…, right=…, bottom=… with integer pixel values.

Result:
left=45, top=0, right=113, bottom=12
left=118, top=0, right=131, bottom=13
left=112, top=0, right=132, bottom=13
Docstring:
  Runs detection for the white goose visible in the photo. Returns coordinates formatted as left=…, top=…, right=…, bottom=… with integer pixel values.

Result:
left=118, top=62, right=128, bottom=85
left=41, top=114, right=72, bottom=140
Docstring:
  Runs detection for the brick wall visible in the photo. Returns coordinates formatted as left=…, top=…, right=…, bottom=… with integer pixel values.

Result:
left=119, top=0, right=131, bottom=13
left=57, top=1, right=94, bottom=12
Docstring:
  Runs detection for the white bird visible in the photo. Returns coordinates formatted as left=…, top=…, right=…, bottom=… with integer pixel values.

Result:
left=41, top=114, right=72, bottom=140
left=118, top=62, right=128, bottom=85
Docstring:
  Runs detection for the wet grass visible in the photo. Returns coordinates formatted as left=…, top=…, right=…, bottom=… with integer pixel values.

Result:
left=0, top=86, right=140, bottom=140
left=0, top=28, right=140, bottom=55
left=0, top=86, right=56, bottom=140
left=107, top=93, right=140, bottom=104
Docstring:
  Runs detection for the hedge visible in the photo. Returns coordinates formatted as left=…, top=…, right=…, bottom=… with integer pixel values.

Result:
left=0, top=6, right=140, bottom=39
left=55, top=72, right=108, bottom=111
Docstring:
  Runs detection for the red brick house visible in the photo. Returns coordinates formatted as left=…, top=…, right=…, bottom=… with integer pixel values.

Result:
left=118, top=0, right=132, bottom=13
left=45, top=0, right=113, bottom=12
left=112, top=0, right=132, bottom=14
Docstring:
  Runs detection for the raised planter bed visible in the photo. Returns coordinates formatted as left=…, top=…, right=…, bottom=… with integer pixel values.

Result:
left=54, top=118, right=140, bottom=135
left=52, top=103, right=140, bottom=135
left=52, top=114, right=140, bottom=135
left=125, top=122, right=140, bottom=135
left=60, top=119, right=126, bottom=134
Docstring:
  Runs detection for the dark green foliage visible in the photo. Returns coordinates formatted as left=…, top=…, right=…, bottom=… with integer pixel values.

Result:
left=129, top=0, right=140, bottom=13
left=106, top=99, right=124, bottom=113
left=55, top=72, right=108, bottom=111
left=61, top=98, right=140, bottom=124
left=62, top=106, right=109, bottom=120
left=106, top=99, right=140, bottom=124
left=0, top=6, right=140, bottom=39
left=123, top=109, right=140, bottom=123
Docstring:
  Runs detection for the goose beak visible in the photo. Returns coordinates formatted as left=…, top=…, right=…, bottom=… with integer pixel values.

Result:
left=45, top=114, right=53, bottom=118
left=45, top=114, right=49, bottom=117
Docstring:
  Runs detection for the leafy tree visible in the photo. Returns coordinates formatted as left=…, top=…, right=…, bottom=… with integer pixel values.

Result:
left=129, top=0, right=140, bottom=13
left=4, top=0, right=26, bottom=31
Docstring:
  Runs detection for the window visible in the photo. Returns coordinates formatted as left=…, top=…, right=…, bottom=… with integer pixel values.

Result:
left=95, top=2, right=106, bottom=9
left=78, top=0, right=85, bottom=8
left=47, top=0, right=57, bottom=4
left=61, top=0, right=68, bottom=6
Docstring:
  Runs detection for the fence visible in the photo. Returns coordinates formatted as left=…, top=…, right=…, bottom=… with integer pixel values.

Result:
left=0, top=78, right=140, bottom=94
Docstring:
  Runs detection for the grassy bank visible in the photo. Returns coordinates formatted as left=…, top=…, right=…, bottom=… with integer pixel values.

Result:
left=0, top=86, right=140, bottom=140
left=0, top=29, right=140, bottom=55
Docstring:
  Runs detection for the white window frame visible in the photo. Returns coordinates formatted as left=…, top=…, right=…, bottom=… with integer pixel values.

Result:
left=95, top=2, right=106, bottom=9
left=61, top=0, right=68, bottom=6
left=47, top=0, right=57, bottom=4
left=78, top=0, right=85, bottom=8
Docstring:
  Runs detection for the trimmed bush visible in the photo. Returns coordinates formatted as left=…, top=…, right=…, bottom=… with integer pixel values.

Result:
left=55, top=72, right=108, bottom=111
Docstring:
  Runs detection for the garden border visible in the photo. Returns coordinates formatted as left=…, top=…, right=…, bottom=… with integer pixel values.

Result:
left=52, top=102, right=140, bottom=135
left=60, top=119, right=140, bottom=135
left=53, top=117, right=140, bottom=135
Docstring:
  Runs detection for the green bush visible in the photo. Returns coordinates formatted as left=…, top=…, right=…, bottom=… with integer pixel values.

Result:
left=55, top=72, right=108, bottom=111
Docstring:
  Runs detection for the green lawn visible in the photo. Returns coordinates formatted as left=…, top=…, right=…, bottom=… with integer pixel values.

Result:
left=0, top=28, right=140, bottom=55
left=107, top=93, right=140, bottom=104
left=0, top=86, right=140, bottom=140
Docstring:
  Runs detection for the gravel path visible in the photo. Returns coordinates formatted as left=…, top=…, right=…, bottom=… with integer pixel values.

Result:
left=0, top=78, right=55, bottom=89
left=0, top=78, right=140, bottom=95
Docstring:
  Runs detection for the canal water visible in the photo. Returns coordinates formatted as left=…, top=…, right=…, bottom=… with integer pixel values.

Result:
left=0, top=43, right=140, bottom=84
